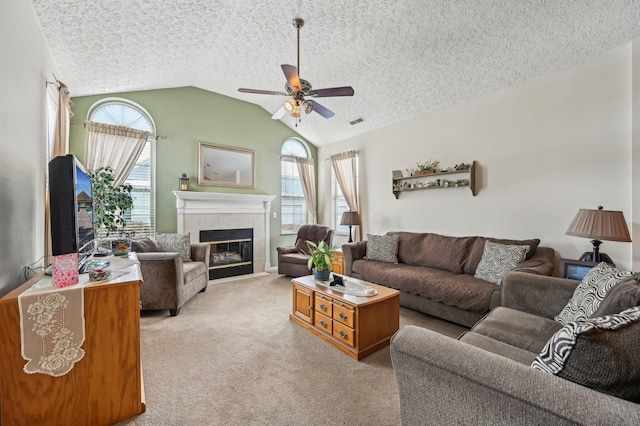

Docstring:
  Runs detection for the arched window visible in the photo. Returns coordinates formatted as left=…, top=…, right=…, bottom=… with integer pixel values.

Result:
left=280, top=138, right=310, bottom=233
left=88, top=99, right=156, bottom=237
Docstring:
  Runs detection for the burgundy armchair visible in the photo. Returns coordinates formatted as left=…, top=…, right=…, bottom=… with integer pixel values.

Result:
left=277, top=224, right=334, bottom=277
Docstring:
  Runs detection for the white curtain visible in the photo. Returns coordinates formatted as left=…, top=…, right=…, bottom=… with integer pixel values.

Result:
left=84, top=121, right=150, bottom=185
left=330, top=150, right=361, bottom=241
left=294, top=156, right=317, bottom=224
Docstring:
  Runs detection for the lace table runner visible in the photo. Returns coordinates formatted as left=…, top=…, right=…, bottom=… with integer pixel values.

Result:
left=314, top=277, right=378, bottom=297
left=17, top=255, right=139, bottom=377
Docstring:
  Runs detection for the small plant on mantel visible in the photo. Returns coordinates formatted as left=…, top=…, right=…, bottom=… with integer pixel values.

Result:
left=306, top=240, right=333, bottom=280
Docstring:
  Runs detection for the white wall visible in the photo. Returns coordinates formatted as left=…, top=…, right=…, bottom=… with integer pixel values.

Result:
left=0, top=0, right=58, bottom=295
left=320, top=43, right=636, bottom=271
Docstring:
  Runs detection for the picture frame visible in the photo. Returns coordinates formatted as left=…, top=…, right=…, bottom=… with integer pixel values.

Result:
left=559, top=258, right=612, bottom=281
left=198, top=142, right=255, bottom=188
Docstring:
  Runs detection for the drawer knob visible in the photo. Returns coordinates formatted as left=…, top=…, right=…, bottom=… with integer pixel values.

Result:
left=319, top=320, right=327, bottom=328
left=338, top=330, right=348, bottom=339
left=339, top=312, right=348, bottom=320
left=320, top=304, right=327, bottom=311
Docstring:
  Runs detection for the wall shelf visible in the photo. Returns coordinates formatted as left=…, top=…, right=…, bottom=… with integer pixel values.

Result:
left=392, top=160, right=477, bottom=199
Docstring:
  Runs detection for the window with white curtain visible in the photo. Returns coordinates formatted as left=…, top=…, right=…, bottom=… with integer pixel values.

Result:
left=331, top=170, right=349, bottom=235
left=88, top=99, right=156, bottom=237
left=280, top=138, right=310, bottom=234
left=331, top=158, right=359, bottom=234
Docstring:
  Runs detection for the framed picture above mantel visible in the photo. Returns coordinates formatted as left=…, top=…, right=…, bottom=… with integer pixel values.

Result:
left=198, top=142, right=255, bottom=188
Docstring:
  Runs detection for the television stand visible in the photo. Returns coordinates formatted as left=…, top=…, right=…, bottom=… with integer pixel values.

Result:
left=0, top=255, right=146, bottom=425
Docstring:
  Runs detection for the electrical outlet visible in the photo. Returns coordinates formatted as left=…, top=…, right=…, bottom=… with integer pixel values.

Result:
left=273, top=211, right=277, bottom=219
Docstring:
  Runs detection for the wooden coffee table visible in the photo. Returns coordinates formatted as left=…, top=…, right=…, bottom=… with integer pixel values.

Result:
left=290, top=275, right=400, bottom=360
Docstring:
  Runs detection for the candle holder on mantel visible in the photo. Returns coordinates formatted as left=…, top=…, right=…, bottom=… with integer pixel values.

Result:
left=179, top=173, right=189, bottom=191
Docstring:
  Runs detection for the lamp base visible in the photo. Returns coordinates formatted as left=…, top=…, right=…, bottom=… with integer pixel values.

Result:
left=578, top=251, right=614, bottom=264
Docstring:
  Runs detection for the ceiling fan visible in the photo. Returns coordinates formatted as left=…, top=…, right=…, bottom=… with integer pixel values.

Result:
left=238, top=18, right=354, bottom=122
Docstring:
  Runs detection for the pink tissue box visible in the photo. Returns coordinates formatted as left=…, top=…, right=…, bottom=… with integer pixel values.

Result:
left=53, top=253, right=79, bottom=288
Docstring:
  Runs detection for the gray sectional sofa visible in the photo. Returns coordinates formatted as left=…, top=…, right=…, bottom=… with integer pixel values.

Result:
left=391, top=271, right=640, bottom=425
left=342, top=232, right=555, bottom=327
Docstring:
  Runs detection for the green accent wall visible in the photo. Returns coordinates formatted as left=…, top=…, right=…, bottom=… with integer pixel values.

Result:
left=69, top=86, right=317, bottom=266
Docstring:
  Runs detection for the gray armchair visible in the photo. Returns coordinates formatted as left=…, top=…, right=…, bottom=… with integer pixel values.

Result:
left=135, top=241, right=210, bottom=316
left=277, top=224, right=334, bottom=277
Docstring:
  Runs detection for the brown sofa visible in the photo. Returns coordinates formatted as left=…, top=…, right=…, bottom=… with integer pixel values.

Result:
left=277, top=224, right=334, bottom=277
left=342, top=232, right=555, bottom=327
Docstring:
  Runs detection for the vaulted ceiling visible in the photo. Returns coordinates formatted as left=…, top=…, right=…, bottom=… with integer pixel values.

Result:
left=31, top=0, right=640, bottom=146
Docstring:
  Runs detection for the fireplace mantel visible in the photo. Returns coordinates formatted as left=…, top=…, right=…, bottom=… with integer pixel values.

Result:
left=173, top=191, right=277, bottom=274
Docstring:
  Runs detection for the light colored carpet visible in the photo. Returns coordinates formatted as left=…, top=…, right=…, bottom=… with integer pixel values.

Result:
left=117, top=273, right=467, bottom=426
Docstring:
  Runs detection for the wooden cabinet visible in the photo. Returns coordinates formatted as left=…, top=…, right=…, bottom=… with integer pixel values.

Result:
left=290, top=275, right=400, bottom=360
left=0, top=263, right=146, bottom=426
left=292, top=284, right=314, bottom=323
left=331, top=250, right=344, bottom=274
left=392, top=160, right=477, bottom=198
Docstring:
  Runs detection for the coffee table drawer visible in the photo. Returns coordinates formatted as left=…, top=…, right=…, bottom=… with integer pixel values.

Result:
left=315, top=294, right=333, bottom=317
left=333, top=304, right=355, bottom=328
left=314, top=312, right=333, bottom=334
left=333, top=324, right=355, bottom=347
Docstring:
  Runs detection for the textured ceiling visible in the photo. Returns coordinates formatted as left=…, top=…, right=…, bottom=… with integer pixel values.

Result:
left=31, top=0, right=640, bottom=146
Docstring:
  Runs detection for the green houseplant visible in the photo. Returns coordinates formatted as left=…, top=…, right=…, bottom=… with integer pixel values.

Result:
left=89, top=167, right=134, bottom=255
left=306, top=240, right=333, bottom=280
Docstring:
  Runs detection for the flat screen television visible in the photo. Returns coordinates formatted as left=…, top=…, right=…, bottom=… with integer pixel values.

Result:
left=49, top=155, right=95, bottom=267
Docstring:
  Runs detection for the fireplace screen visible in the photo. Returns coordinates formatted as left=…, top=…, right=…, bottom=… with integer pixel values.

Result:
left=200, top=228, right=253, bottom=279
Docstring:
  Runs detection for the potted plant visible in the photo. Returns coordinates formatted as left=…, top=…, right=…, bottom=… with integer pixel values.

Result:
left=415, top=159, right=440, bottom=175
left=305, top=240, right=333, bottom=280
left=89, top=167, right=134, bottom=256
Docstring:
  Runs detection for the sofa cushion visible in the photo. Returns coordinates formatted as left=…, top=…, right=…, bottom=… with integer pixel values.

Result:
left=459, top=331, right=538, bottom=366
left=555, top=262, right=634, bottom=325
left=352, top=260, right=497, bottom=313
left=470, top=307, right=562, bottom=353
left=532, top=306, right=640, bottom=403
left=473, top=241, right=530, bottom=285
left=590, top=276, right=640, bottom=317
left=364, top=233, right=399, bottom=263
left=279, top=252, right=310, bottom=265
left=183, top=261, right=207, bottom=284
left=130, top=237, right=160, bottom=253
left=390, top=232, right=475, bottom=274
left=156, top=233, right=191, bottom=261
left=464, top=237, right=540, bottom=275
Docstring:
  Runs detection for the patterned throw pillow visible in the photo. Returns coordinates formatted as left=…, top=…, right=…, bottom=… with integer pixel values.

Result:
left=473, top=241, right=530, bottom=285
left=156, top=233, right=191, bottom=261
left=554, top=263, right=634, bottom=325
left=364, top=234, right=400, bottom=264
left=532, top=306, right=640, bottom=402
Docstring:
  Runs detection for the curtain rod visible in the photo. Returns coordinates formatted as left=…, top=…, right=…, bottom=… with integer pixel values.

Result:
left=70, top=120, right=168, bottom=140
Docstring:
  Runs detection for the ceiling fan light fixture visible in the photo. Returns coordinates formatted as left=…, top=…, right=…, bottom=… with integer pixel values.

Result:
left=284, top=98, right=300, bottom=118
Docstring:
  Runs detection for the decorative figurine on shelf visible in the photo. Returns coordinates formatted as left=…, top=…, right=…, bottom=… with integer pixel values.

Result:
left=454, top=163, right=471, bottom=171
left=415, top=159, right=440, bottom=176
left=436, top=179, right=441, bottom=187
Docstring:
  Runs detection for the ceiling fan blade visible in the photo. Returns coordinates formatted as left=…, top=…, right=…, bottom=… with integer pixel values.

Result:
left=271, top=105, right=287, bottom=120
left=281, top=64, right=301, bottom=92
left=308, top=100, right=335, bottom=119
left=308, top=86, right=354, bottom=98
left=238, top=88, right=288, bottom=96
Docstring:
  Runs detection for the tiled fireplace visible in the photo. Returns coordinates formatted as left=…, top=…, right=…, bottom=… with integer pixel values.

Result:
left=174, top=191, right=276, bottom=277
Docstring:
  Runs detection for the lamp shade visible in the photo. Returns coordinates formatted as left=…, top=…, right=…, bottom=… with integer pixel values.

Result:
left=340, top=211, right=361, bottom=226
left=566, top=208, right=631, bottom=242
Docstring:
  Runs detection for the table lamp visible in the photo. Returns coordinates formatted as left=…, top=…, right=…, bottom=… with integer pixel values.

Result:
left=340, top=211, right=361, bottom=243
left=565, top=206, right=631, bottom=263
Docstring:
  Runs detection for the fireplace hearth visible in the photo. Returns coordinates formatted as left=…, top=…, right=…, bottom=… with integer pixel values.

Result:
left=200, top=228, right=253, bottom=279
